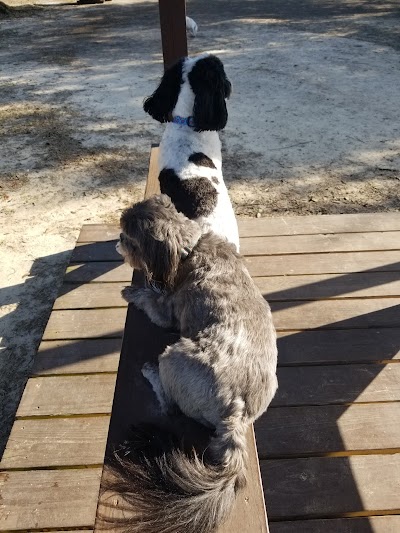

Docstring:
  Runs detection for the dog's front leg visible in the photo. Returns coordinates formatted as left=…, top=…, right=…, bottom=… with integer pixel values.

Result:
left=121, top=287, right=174, bottom=329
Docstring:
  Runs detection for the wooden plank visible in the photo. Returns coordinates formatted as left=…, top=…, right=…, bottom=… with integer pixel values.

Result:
left=239, top=212, right=400, bottom=238
left=241, top=231, right=400, bottom=256
left=271, top=299, right=400, bottom=330
left=269, top=516, right=400, bottom=533
left=0, top=468, right=102, bottom=529
left=65, top=262, right=130, bottom=283
left=0, top=416, right=110, bottom=469
left=71, top=232, right=400, bottom=261
left=277, top=328, right=400, bottom=365
left=255, top=403, right=400, bottom=458
left=16, top=375, right=117, bottom=417
left=32, top=339, right=121, bottom=375
left=56, top=271, right=400, bottom=310
left=78, top=212, right=400, bottom=242
left=54, top=283, right=127, bottom=310
left=245, top=251, right=400, bottom=276
left=158, top=0, right=187, bottom=70
left=43, top=308, right=127, bottom=340
left=273, top=363, right=400, bottom=407
left=65, top=253, right=400, bottom=281
left=43, top=300, right=400, bottom=340
left=71, top=242, right=120, bottom=262
left=145, top=145, right=161, bottom=197
left=262, top=454, right=400, bottom=519
left=256, top=272, right=400, bottom=300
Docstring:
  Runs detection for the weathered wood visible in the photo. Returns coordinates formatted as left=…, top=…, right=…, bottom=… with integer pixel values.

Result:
left=54, top=283, right=127, bottom=310
left=256, top=272, right=400, bottom=300
left=52, top=274, right=400, bottom=312
left=256, top=403, right=400, bottom=458
left=269, top=516, right=400, bottom=533
left=271, top=299, right=400, bottom=330
left=277, top=328, right=400, bottom=365
left=44, top=299, right=400, bottom=340
left=144, top=144, right=161, bottom=197
left=33, top=339, right=121, bottom=375
left=158, top=0, right=187, bottom=70
left=273, top=363, right=400, bottom=407
left=65, top=262, right=130, bottom=283
left=239, top=212, right=400, bottom=238
left=0, top=468, right=102, bottom=529
left=245, top=251, right=400, bottom=276
left=242, top=231, right=400, bottom=256
left=16, top=375, right=117, bottom=417
left=43, top=308, right=126, bottom=340
left=71, top=241, right=120, bottom=262
left=78, top=212, right=400, bottom=242
left=262, top=454, right=400, bottom=519
left=0, top=416, right=110, bottom=469
left=71, top=232, right=400, bottom=262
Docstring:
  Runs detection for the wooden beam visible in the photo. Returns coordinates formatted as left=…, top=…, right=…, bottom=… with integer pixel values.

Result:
left=158, top=0, right=188, bottom=70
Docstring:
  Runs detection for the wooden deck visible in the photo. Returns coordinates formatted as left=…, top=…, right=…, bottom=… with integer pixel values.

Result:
left=1, top=209, right=400, bottom=531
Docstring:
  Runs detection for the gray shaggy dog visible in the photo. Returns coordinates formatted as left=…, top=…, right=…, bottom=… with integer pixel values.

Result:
left=111, top=194, right=278, bottom=533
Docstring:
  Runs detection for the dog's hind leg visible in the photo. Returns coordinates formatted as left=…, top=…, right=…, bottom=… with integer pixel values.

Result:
left=142, top=363, right=175, bottom=415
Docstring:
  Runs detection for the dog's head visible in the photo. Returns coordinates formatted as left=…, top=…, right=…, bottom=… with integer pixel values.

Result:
left=117, top=195, right=201, bottom=288
left=143, top=54, right=232, bottom=132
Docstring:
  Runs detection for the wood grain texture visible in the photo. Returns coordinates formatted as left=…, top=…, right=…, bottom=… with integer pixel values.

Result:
left=0, top=468, right=102, bottom=529
left=71, top=232, right=400, bottom=262
left=144, top=145, right=161, bottom=197
left=65, top=262, right=131, bottom=283
left=0, top=416, right=110, bottom=469
left=262, top=454, right=400, bottom=519
left=158, top=0, right=187, bottom=70
left=241, top=231, right=400, bottom=256
left=16, top=375, right=117, bottom=417
left=245, top=251, right=400, bottom=276
left=256, top=403, right=400, bottom=457
left=78, top=212, right=400, bottom=242
left=256, top=272, right=400, bottom=300
left=53, top=274, right=400, bottom=311
left=269, top=516, right=400, bottom=533
left=33, top=339, right=121, bottom=375
left=273, top=364, right=400, bottom=406
left=43, top=308, right=127, bottom=340
left=54, top=283, right=127, bottom=310
left=276, top=328, right=400, bottom=365
left=271, top=299, right=400, bottom=330
left=43, top=299, right=400, bottom=340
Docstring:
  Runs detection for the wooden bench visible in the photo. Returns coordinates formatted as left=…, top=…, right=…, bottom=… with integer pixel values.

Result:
left=0, top=147, right=268, bottom=532
left=1, top=147, right=400, bottom=531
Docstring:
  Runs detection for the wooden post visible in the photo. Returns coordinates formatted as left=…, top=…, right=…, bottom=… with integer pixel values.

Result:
left=158, top=0, right=188, bottom=70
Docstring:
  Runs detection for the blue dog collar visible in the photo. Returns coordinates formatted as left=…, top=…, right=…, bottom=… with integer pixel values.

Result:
left=172, top=115, right=195, bottom=128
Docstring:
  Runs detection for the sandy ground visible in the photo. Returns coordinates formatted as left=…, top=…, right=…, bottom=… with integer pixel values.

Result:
left=0, top=0, right=399, bottom=454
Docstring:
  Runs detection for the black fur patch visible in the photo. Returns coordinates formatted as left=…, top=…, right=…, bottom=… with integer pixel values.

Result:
left=188, top=152, right=217, bottom=169
left=188, top=55, right=231, bottom=132
left=159, top=168, right=218, bottom=219
left=211, top=176, right=219, bottom=185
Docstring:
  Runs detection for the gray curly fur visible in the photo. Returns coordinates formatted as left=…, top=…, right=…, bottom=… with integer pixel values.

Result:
left=110, top=194, right=278, bottom=533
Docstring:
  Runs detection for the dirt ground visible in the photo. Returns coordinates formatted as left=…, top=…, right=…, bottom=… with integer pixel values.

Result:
left=0, top=0, right=399, bottom=454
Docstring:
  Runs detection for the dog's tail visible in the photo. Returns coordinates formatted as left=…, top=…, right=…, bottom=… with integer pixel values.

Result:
left=101, top=400, right=248, bottom=533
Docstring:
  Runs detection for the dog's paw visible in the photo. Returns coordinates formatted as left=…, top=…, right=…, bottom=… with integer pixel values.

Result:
left=141, top=362, right=158, bottom=381
left=122, top=286, right=151, bottom=307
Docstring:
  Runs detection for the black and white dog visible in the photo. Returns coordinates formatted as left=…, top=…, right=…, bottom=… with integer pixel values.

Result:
left=143, top=54, right=240, bottom=251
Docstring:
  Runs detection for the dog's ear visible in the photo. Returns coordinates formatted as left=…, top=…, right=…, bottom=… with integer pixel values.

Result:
left=188, top=55, right=232, bottom=132
left=143, top=59, right=184, bottom=123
